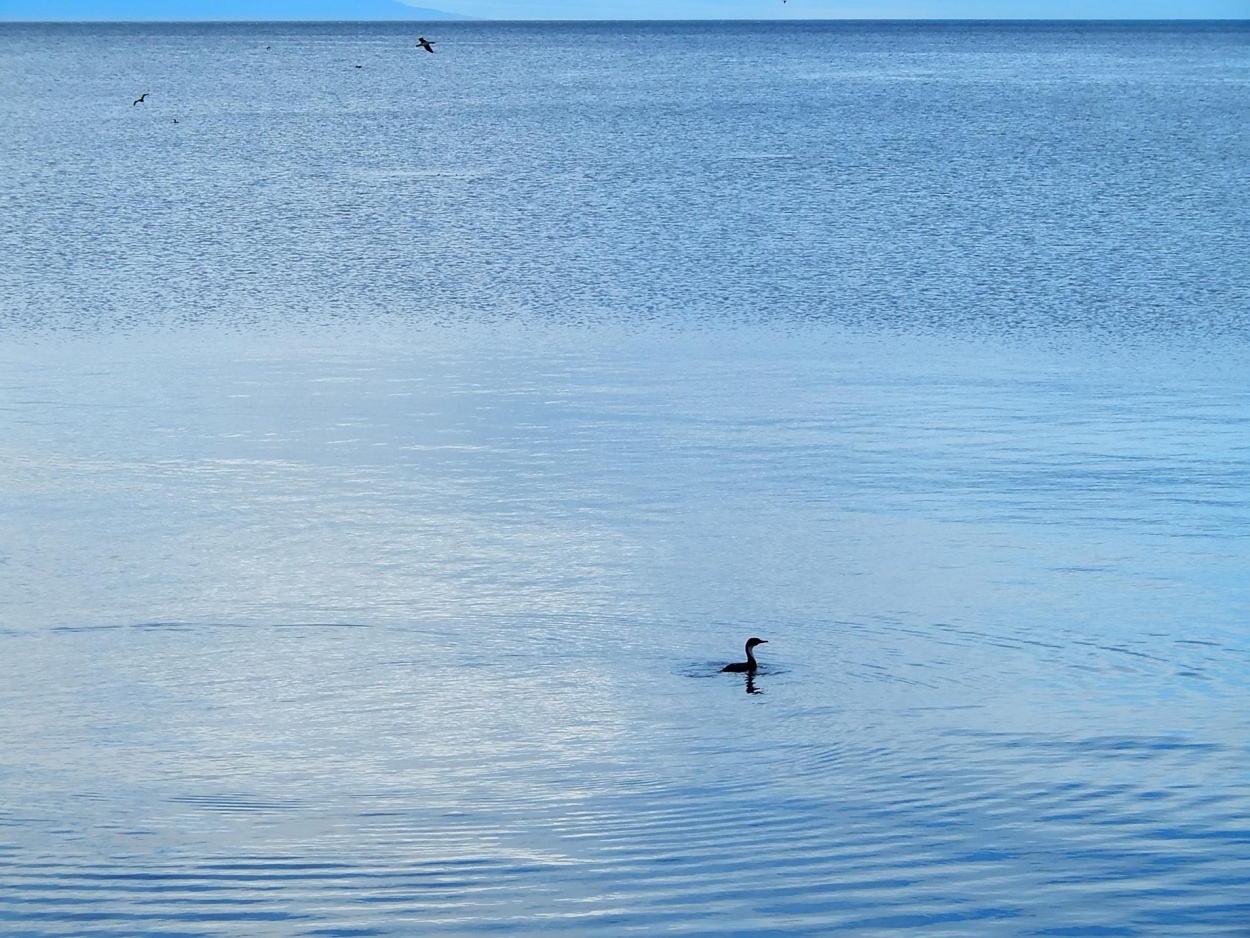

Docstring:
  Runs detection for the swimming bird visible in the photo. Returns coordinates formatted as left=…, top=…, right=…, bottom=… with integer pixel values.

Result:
left=133, top=93, right=149, bottom=106
left=417, top=36, right=435, bottom=53
left=722, top=637, right=768, bottom=673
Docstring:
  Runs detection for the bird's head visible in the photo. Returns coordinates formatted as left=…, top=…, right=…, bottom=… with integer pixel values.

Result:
left=746, top=637, right=768, bottom=650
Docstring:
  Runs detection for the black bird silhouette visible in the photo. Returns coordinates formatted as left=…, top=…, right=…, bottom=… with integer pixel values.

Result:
left=722, top=637, right=768, bottom=673
left=355, top=64, right=362, bottom=68
left=133, top=93, right=149, bottom=106
left=417, top=36, right=435, bottom=53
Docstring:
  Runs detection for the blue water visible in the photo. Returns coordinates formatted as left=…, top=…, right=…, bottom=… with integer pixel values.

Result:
left=1, top=20, right=1249, bottom=937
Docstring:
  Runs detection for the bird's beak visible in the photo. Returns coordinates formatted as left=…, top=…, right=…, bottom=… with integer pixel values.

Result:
left=759, top=640, right=768, bottom=644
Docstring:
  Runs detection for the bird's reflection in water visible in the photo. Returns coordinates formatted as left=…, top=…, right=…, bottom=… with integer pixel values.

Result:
left=744, top=674, right=762, bottom=695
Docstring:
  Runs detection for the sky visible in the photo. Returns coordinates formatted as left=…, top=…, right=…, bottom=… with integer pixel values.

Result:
left=1, top=0, right=1246, bottom=18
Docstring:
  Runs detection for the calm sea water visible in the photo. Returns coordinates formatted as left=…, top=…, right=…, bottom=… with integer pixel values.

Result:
left=2, top=20, right=1249, bottom=937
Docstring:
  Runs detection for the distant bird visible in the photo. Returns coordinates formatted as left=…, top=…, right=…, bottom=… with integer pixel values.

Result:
left=417, top=36, right=435, bottom=53
left=133, top=93, right=149, bottom=106
left=172, top=118, right=178, bottom=123
left=355, top=64, right=362, bottom=68
left=722, top=637, right=768, bottom=673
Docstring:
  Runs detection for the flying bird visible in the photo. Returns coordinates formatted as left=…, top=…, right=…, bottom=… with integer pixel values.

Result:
left=133, top=93, right=149, bottom=106
left=417, top=36, right=435, bottom=53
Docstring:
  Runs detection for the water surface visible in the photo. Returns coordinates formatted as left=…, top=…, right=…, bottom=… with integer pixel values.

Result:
left=1, top=20, right=1248, bottom=937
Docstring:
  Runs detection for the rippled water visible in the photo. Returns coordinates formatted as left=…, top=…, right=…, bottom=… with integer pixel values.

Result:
left=2, top=20, right=1249, bottom=937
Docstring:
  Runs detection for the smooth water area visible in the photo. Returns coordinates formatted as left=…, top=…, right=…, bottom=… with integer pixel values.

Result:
left=2, top=21, right=1249, bottom=936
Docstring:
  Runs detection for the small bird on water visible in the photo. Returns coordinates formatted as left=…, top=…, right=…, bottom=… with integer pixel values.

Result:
left=722, top=637, right=768, bottom=673
left=417, top=36, right=435, bottom=53
left=133, top=93, right=149, bottom=106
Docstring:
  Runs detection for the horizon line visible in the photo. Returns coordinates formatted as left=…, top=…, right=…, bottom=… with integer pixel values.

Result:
left=3, top=15, right=1248, bottom=21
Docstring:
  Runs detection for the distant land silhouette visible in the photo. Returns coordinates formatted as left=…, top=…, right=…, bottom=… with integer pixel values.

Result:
left=0, top=0, right=468, bottom=20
